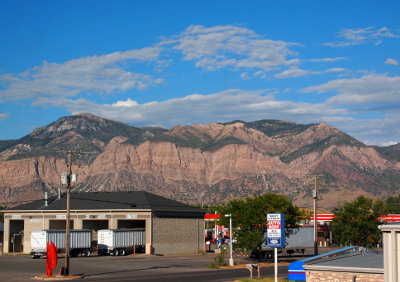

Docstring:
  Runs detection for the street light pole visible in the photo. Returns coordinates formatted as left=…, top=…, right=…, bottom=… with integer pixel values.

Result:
left=225, top=214, right=234, bottom=266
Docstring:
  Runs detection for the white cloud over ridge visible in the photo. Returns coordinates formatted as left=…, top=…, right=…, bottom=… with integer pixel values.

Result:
left=300, top=73, right=400, bottom=107
left=16, top=71, right=400, bottom=146
left=42, top=83, right=399, bottom=146
left=49, top=89, right=346, bottom=128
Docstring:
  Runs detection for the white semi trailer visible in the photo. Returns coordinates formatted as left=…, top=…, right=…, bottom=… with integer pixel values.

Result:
left=97, top=229, right=145, bottom=256
left=30, top=229, right=92, bottom=259
left=261, top=225, right=316, bottom=258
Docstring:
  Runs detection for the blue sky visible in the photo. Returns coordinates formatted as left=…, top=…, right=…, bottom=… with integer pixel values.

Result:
left=1, top=0, right=399, bottom=146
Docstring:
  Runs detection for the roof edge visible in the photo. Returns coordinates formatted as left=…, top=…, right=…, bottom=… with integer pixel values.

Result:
left=303, top=265, right=383, bottom=274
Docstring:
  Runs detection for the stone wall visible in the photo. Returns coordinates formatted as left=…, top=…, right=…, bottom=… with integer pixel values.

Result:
left=306, top=270, right=383, bottom=282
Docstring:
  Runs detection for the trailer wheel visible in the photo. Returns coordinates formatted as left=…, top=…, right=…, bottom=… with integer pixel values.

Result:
left=120, top=249, right=126, bottom=256
left=114, top=249, right=120, bottom=256
left=82, top=249, right=91, bottom=257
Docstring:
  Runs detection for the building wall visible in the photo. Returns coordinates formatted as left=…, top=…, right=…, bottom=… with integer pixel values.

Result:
left=306, top=271, right=383, bottom=282
left=379, top=224, right=400, bottom=282
left=3, top=210, right=204, bottom=255
left=3, top=210, right=154, bottom=254
left=152, top=216, right=204, bottom=255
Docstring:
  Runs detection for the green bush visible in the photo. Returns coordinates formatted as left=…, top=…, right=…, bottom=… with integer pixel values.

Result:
left=208, top=249, right=227, bottom=268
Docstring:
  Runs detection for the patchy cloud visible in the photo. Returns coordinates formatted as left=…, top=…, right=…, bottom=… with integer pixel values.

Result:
left=0, top=47, right=163, bottom=101
left=300, top=73, right=400, bottom=107
left=37, top=89, right=343, bottom=128
left=309, top=57, right=347, bottom=63
left=274, top=66, right=309, bottom=78
left=385, top=58, right=399, bottom=65
left=163, top=25, right=300, bottom=76
left=323, top=27, right=399, bottom=47
left=0, top=113, right=10, bottom=121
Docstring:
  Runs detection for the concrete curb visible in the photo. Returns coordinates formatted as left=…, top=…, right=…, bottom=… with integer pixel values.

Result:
left=31, top=275, right=83, bottom=280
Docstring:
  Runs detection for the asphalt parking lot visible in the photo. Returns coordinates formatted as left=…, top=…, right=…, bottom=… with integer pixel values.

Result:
left=0, top=251, right=296, bottom=282
left=0, top=245, right=347, bottom=281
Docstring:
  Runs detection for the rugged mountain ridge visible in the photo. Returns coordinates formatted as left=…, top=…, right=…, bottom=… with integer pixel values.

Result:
left=1, top=113, right=399, bottom=210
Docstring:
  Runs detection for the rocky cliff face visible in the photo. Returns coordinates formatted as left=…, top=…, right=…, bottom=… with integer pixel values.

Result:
left=1, top=113, right=399, bottom=210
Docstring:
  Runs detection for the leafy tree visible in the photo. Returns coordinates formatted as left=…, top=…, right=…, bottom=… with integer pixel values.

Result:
left=331, top=195, right=390, bottom=248
left=216, top=193, right=303, bottom=258
left=385, top=194, right=400, bottom=213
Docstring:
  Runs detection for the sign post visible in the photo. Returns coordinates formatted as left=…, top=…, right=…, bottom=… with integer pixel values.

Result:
left=267, top=213, right=285, bottom=282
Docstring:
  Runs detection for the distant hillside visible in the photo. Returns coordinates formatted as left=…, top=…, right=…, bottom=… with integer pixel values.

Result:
left=1, top=113, right=399, bottom=210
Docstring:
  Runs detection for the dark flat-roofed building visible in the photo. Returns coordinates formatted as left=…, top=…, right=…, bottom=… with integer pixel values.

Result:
left=3, top=191, right=206, bottom=255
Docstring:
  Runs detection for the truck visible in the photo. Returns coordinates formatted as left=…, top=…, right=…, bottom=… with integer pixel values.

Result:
left=97, top=229, right=145, bottom=256
left=261, top=225, right=316, bottom=258
left=30, top=229, right=92, bottom=259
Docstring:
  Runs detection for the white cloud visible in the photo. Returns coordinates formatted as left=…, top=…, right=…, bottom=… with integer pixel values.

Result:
left=1, top=24, right=399, bottom=146
left=0, top=113, right=10, bottom=121
left=385, top=58, right=399, bottom=65
left=240, top=72, right=251, bottom=80
left=0, top=47, right=163, bottom=101
left=36, top=88, right=346, bottom=128
left=300, top=73, right=400, bottom=107
left=309, top=57, right=347, bottom=63
left=30, top=85, right=400, bottom=146
left=274, top=67, right=309, bottom=78
left=324, top=68, right=347, bottom=73
left=298, top=73, right=400, bottom=145
left=311, top=68, right=347, bottom=75
left=381, top=141, right=398, bottom=147
left=112, top=98, right=140, bottom=107
left=323, top=27, right=399, bottom=47
left=163, top=25, right=300, bottom=75
left=275, top=67, right=347, bottom=78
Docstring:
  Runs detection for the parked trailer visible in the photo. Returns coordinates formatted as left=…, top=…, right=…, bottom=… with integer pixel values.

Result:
left=30, top=229, right=92, bottom=259
left=97, top=229, right=145, bottom=256
left=261, top=226, right=315, bottom=258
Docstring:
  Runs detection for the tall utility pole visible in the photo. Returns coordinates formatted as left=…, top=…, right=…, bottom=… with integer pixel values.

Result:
left=313, top=175, right=323, bottom=256
left=59, top=149, right=82, bottom=276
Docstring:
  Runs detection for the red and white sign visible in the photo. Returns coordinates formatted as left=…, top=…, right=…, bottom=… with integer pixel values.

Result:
left=310, top=214, right=336, bottom=221
left=205, top=214, right=221, bottom=220
left=311, top=214, right=400, bottom=222
left=267, top=220, right=281, bottom=230
left=267, top=214, right=282, bottom=238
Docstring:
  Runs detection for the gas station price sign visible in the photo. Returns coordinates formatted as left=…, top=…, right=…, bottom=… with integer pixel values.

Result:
left=267, top=213, right=285, bottom=248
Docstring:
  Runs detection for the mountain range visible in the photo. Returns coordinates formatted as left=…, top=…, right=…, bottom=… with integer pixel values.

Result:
left=1, top=113, right=399, bottom=211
